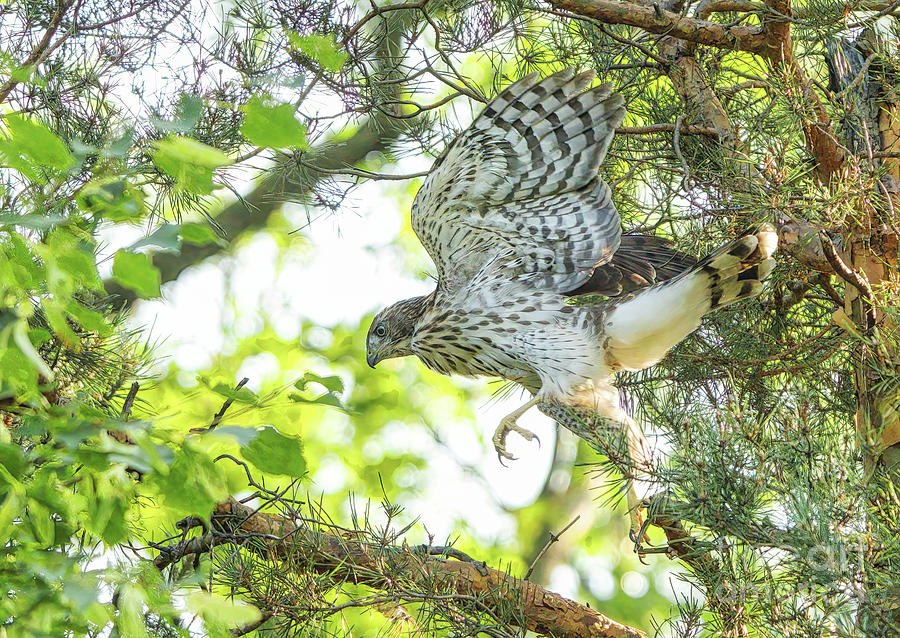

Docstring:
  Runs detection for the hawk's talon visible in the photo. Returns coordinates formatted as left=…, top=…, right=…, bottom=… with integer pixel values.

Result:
left=632, top=516, right=652, bottom=555
left=492, top=417, right=538, bottom=463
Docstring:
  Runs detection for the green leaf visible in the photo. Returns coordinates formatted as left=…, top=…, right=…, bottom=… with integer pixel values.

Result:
left=128, top=224, right=182, bottom=254
left=286, top=32, right=347, bottom=72
left=65, top=302, right=109, bottom=335
left=39, top=229, right=103, bottom=293
left=77, top=179, right=145, bottom=222
left=179, top=222, right=222, bottom=246
left=28, top=499, right=55, bottom=546
left=289, top=391, right=344, bottom=409
left=103, top=130, right=134, bottom=158
left=209, top=426, right=258, bottom=447
left=211, top=382, right=258, bottom=406
left=242, top=426, right=306, bottom=477
left=0, top=443, right=25, bottom=485
left=0, top=493, right=22, bottom=538
left=111, top=251, right=161, bottom=299
left=159, top=446, right=228, bottom=516
left=151, top=94, right=203, bottom=133
left=150, top=136, right=231, bottom=194
left=81, top=472, right=130, bottom=545
left=186, top=592, right=261, bottom=635
left=7, top=317, right=53, bottom=380
left=2, top=114, right=74, bottom=171
left=295, top=372, right=344, bottom=394
left=240, top=96, right=307, bottom=149
left=0, top=213, right=68, bottom=230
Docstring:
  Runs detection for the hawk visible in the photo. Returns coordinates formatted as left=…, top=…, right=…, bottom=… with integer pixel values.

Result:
left=365, top=69, right=777, bottom=537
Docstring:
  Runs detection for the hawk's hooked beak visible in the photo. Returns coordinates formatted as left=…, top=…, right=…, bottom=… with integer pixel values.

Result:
left=366, top=351, right=379, bottom=368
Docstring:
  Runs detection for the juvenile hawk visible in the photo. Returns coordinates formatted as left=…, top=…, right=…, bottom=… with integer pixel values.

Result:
left=366, top=69, right=777, bottom=537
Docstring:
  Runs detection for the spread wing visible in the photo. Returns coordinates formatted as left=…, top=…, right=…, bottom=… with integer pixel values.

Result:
left=567, top=234, right=698, bottom=297
left=411, top=68, right=626, bottom=296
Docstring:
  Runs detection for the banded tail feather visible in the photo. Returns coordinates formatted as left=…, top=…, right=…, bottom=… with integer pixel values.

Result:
left=694, top=224, right=778, bottom=311
left=603, top=225, right=777, bottom=372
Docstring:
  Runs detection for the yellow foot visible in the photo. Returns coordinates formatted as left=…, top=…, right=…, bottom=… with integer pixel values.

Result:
left=626, top=487, right=650, bottom=550
left=492, top=417, right=540, bottom=462
left=491, top=397, right=540, bottom=462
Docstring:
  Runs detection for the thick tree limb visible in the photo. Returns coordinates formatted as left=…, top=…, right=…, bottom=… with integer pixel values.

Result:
left=763, top=0, right=845, bottom=180
left=656, top=37, right=759, bottom=184
left=618, top=123, right=719, bottom=136
left=695, top=0, right=764, bottom=20
left=545, top=0, right=767, bottom=52
left=159, top=498, right=647, bottom=638
left=777, top=220, right=840, bottom=273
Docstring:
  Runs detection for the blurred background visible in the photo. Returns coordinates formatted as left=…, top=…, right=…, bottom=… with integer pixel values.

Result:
left=117, top=167, right=686, bottom=631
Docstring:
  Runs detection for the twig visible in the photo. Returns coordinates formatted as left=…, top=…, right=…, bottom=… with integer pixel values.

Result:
left=819, top=233, right=877, bottom=329
left=121, top=382, right=140, bottom=420
left=191, top=378, right=250, bottom=433
left=617, top=123, right=719, bottom=136
left=848, top=0, right=900, bottom=26
left=415, top=545, right=489, bottom=575
left=299, top=159, right=429, bottom=181
left=232, top=611, right=275, bottom=636
left=525, top=515, right=581, bottom=580
left=673, top=113, right=690, bottom=190
left=153, top=533, right=215, bottom=570
left=0, top=0, right=74, bottom=104
left=816, top=274, right=844, bottom=307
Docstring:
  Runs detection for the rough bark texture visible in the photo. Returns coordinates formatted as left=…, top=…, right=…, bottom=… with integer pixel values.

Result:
left=656, top=36, right=755, bottom=181
left=547, top=0, right=766, bottom=52
left=762, top=0, right=845, bottom=181
left=169, top=498, right=648, bottom=638
left=824, top=35, right=900, bottom=459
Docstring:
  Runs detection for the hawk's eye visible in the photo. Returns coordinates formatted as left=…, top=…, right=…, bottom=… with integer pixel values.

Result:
left=374, top=325, right=386, bottom=338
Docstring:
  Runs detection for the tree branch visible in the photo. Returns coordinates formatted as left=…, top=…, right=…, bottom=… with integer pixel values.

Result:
left=762, top=0, right=844, bottom=180
left=103, top=114, right=410, bottom=306
left=158, top=498, right=648, bottom=638
left=545, top=0, right=767, bottom=53
left=0, top=0, right=74, bottom=105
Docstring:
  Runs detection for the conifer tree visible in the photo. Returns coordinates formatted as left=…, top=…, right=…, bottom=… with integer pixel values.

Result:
left=0, top=0, right=898, bottom=635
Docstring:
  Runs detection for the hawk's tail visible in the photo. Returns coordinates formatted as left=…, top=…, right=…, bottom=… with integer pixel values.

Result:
left=602, top=225, right=777, bottom=371
left=688, top=223, right=778, bottom=311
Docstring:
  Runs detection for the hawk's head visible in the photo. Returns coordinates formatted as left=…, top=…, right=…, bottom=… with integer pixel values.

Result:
left=366, top=294, right=432, bottom=368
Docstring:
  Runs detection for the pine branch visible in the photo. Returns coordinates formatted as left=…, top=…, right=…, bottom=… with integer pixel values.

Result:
left=545, top=0, right=767, bottom=53
left=0, top=0, right=75, bottom=105
left=157, top=497, right=648, bottom=638
left=762, top=0, right=844, bottom=180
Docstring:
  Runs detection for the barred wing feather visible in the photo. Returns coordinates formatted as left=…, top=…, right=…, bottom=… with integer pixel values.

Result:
left=411, top=68, right=626, bottom=295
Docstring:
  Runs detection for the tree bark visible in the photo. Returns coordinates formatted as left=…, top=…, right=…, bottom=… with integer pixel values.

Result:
left=158, top=497, right=648, bottom=638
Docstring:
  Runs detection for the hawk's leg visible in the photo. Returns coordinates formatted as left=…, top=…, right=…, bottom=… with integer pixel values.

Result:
left=537, top=399, right=652, bottom=546
left=492, top=397, right=541, bottom=462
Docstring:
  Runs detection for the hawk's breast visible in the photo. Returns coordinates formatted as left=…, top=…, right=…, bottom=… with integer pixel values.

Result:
left=409, top=293, right=601, bottom=395
left=411, top=307, right=539, bottom=386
